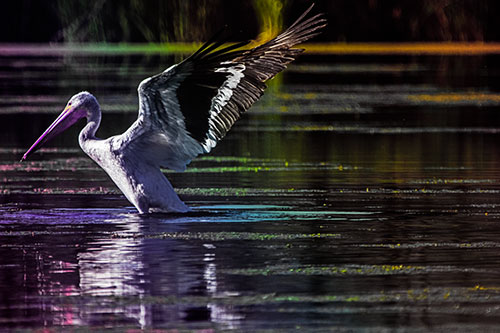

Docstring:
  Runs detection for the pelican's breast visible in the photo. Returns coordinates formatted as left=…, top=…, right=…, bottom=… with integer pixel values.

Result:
left=80, top=136, right=183, bottom=213
left=80, top=137, right=135, bottom=200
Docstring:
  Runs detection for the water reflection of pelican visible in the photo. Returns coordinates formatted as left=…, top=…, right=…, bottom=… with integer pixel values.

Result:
left=203, top=243, right=245, bottom=328
left=74, top=214, right=244, bottom=329
left=77, top=216, right=149, bottom=326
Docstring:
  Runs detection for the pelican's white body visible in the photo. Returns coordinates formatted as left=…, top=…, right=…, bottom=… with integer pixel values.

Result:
left=78, top=121, right=189, bottom=214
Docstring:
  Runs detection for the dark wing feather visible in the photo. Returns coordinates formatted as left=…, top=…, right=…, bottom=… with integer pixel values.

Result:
left=200, top=4, right=326, bottom=149
left=116, top=3, right=326, bottom=171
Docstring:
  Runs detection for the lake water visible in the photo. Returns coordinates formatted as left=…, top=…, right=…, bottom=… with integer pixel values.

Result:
left=1, top=47, right=500, bottom=331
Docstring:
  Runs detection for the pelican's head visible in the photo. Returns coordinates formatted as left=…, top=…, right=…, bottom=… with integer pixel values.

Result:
left=21, top=91, right=98, bottom=161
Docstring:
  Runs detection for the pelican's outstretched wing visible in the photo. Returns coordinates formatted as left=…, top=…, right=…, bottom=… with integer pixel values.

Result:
left=116, top=4, right=326, bottom=171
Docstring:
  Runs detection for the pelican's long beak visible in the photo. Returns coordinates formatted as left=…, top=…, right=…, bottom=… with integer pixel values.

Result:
left=21, top=105, right=84, bottom=161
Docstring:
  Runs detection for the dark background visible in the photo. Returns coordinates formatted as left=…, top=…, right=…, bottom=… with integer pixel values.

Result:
left=1, top=0, right=499, bottom=43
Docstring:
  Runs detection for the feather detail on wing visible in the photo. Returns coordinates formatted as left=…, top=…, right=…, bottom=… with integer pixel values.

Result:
left=115, top=3, right=326, bottom=171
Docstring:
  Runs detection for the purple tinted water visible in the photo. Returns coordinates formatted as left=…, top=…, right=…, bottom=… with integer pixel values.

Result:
left=1, top=50, right=500, bottom=330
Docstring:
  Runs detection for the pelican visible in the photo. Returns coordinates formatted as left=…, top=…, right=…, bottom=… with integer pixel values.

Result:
left=21, top=5, right=326, bottom=213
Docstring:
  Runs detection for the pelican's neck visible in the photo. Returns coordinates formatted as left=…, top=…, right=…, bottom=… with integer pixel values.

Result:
left=78, top=99, right=102, bottom=147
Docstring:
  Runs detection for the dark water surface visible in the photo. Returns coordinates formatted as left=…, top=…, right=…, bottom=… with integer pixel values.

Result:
left=1, top=49, right=500, bottom=331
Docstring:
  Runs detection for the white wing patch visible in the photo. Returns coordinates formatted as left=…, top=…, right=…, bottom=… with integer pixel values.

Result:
left=203, top=62, right=246, bottom=152
left=163, top=64, right=177, bottom=73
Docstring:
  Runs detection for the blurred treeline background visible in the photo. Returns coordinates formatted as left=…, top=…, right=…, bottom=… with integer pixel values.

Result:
left=1, top=0, right=499, bottom=43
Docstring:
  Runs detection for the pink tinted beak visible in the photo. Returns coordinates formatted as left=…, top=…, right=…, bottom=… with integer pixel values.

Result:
left=21, top=105, right=85, bottom=161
